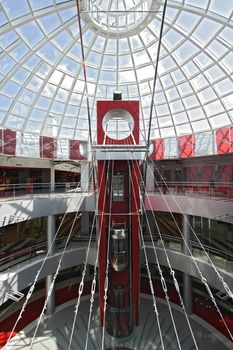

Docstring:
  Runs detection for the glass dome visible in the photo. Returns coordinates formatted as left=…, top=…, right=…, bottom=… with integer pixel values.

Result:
left=0, top=0, right=232, bottom=142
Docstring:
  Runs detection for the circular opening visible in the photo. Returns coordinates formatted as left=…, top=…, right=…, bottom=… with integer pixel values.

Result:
left=79, top=143, right=86, bottom=156
left=102, top=109, right=134, bottom=140
left=83, top=0, right=152, bottom=33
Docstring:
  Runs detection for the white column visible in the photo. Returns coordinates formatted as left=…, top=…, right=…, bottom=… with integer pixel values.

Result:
left=46, top=214, right=56, bottom=315
left=50, top=164, right=55, bottom=192
left=145, top=162, right=154, bottom=192
left=81, top=161, right=90, bottom=192
left=182, top=214, right=192, bottom=315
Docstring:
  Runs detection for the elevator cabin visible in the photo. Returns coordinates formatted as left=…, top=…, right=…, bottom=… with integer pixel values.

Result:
left=96, top=97, right=142, bottom=338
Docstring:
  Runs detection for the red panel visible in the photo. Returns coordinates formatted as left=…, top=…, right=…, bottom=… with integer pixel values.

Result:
left=186, top=167, right=197, bottom=182
left=219, top=165, right=232, bottom=182
left=148, top=140, right=156, bottom=160
left=155, top=139, right=164, bottom=160
left=40, top=136, right=56, bottom=158
left=97, top=100, right=139, bottom=145
left=230, top=127, right=233, bottom=153
left=179, top=134, right=195, bottom=158
left=3, top=129, right=16, bottom=155
left=148, top=139, right=164, bottom=160
left=216, top=127, right=231, bottom=154
left=202, top=165, right=213, bottom=182
left=69, top=140, right=86, bottom=160
left=0, top=129, right=3, bottom=154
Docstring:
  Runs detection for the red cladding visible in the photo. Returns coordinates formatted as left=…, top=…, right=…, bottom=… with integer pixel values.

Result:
left=152, top=139, right=164, bottom=160
left=40, top=136, right=56, bottom=158
left=216, top=127, right=231, bottom=154
left=179, top=134, right=195, bottom=158
left=0, top=129, right=3, bottom=154
left=148, top=139, right=164, bottom=160
left=97, top=100, right=139, bottom=145
left=69, top=140, right=86, bottom=160
left=231, top=127, right=233, bottom=153
left=2, top=129, right=16, bottom=155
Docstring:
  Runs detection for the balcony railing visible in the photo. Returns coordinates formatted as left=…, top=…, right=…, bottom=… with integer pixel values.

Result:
left=150, top=181, right=233, bottom=199
left=0, top=181, right=81, bottom=199
left=143, top=233, right=233, bottom=273
left=0, top=235, right=92, bottom=272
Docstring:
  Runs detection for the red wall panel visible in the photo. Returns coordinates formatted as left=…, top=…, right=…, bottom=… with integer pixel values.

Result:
left=69, top=140, right=85, bottom=160
left=216, top=127, right=231, bottom=154
left=231, top=127, right=233, bottom=153
left=3, top=129, right=16, bottom=155
left=149, top=139, right=164, bottom=160
left=179, top=134, right=195, bottom=158
left=40, top=136, right=56, bottom=158
left=97, top=100, right=139, bottom=145
left=0, top=129, right=3, bottom=154
left=155, top=139, right=164, bottom=160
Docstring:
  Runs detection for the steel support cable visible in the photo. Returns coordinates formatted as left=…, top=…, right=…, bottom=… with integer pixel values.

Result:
left=143, top=0, right=168, bottom=207
left=28, top=201, right=91, bottom=348
left=135, top=158, right=198, bottom=349
left=148, top=159, right=233, bottom=341
left=124, top=158, right=165, bottom=349
left=28, top=167, right=96, bottom=348
left=123, top=141, right=182, bottom=350
left=76, top=0, right=98, bottom=199
left=68, top=156, right=108, bottom=350
left=139, top=224, right=165, bottom=350
left=3, top=161, right=93, bottom=349
left=76, top=0, right=93, bottom=147
left=147, top=0, right=168, bottom=146
left=101, top=159, right=114, bottom=350
left=151, top=159, right=233, bottom=302
left=141, top=199, right=199, bottom=350
left=84, top=156, right=112, bottom=350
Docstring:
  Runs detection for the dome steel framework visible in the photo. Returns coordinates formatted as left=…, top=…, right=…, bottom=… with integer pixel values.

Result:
left=0, top=0, right=232, bottom=142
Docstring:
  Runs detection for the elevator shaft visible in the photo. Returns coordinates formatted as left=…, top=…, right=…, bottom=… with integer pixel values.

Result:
left=98, top=160, right=140, bottom=338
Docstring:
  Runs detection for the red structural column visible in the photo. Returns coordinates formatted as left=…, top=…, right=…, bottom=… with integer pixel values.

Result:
left=131, top=160, right=140, bottom=325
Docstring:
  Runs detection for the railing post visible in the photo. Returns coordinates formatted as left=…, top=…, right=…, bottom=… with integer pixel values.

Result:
left=81, top=161, right=90, bottom=192
left=145, top=161, right=154, bottom=192
left=46, top=214, right=56, bottom=315
left=50, top=163, right=55, bottom=193
left=182, top=214, right=193, bottom=315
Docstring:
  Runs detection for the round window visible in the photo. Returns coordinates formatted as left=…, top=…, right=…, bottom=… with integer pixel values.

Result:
left=102, top=109, right=134, bottom=141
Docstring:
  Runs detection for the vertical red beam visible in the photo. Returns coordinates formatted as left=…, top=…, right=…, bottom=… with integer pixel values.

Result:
left=131, top=160, right=140, bottom=325
left=97, top=160, right=107, bottom=324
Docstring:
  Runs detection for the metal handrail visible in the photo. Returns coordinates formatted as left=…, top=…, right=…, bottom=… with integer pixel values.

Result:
left=0, top=181, right=84, bottom=199
left=147, top=181, right=233, bottom=199
left=0, top=234, right=92, bottom=272
left=143, top=232, right=233, bottom=261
